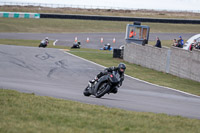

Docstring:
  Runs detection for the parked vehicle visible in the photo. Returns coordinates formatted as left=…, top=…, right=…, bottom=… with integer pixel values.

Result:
left=183, top=34, right=200, bottom=50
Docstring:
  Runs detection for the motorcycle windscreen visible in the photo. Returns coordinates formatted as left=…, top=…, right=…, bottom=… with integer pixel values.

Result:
left=109, top=71, right=120, bottom=84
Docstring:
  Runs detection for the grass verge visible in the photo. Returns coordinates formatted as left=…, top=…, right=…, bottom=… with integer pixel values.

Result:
left=1, top=17, right=200, bottom=33
left=0, top=39, right=200, bottom=96
left=1, top=5, right=200, bottom=19
left=1, top=89, right=200, bottom=133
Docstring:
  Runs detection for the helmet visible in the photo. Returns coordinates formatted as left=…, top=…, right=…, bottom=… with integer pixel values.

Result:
left=118, top=63, right=126, bottom=73
left=45, top=37, right=49, bottom=40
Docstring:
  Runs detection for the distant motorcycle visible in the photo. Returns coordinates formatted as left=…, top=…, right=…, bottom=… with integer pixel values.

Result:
left=100, top=43, right=112, bottom=51
left=71, top=41, right=81, bottom=49
left=39, top=40, right=48, bottom=48
left=83, top=71, right=121, bottom=98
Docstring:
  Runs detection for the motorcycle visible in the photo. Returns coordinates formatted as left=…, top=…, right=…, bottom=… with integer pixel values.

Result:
left=100, top=43, right=112, bottom=51
left=83, top=71, right=121, bottom=98
left=39, top=40, right=48, bottom=48
left=71, top=41, right=81, bottom=49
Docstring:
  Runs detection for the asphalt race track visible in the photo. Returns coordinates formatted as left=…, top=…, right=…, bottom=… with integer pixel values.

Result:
left=0, top=44, right=200, bottom=119
left=0, top=33, right=196, bottom=49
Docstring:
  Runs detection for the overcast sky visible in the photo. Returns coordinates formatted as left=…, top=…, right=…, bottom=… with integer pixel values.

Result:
left=4, top=0, right=200, bottom=12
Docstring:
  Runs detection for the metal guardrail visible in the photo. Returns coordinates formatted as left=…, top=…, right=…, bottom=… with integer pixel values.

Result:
left=1, top=2, right=200, bottom=13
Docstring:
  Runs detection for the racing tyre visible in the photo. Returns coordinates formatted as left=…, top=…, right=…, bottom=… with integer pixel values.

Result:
left=95, top=82, right=110, bottom=98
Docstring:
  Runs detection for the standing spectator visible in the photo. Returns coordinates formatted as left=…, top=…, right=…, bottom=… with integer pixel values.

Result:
left=129, top=29, right=134, bottom=38
left=172, top=39, right=178, bottom=47
left=198, top=42, right=200, bottom=49
left=155, top=37, right=162, bottom=48
left=177, top=36, right=184, bottom=48
left=193, top=39, right=198, bottom=48
left=190, top=39, right=198, bottom=51
left=194, top=42, right=200, bottom=49
left=142, top=37, right=148, bottom=46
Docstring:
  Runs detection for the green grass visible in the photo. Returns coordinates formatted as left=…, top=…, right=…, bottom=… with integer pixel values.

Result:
left=0, top=17, right=127, bottom=33
left=0, top=39, right=200, bottom=96
left=1, top=5, right=200, bottom=19
left=1, top=89, right=200, bottom=133
left=0, top=39, right=68, bottom=49
left=0, top=17, right=200, bottom=33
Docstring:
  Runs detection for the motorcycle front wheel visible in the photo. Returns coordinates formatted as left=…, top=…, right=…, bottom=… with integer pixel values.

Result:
left=95, top=82, right=110, bottom=98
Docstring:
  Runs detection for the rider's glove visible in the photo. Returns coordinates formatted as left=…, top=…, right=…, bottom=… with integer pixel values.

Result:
left=104, top=72, right=109, bottom=75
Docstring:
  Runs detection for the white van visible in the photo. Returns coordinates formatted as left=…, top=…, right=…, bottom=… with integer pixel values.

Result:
left=183, top=34, right=200, bottom=50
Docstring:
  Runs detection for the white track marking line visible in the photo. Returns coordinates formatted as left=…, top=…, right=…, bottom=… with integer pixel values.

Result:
left=61, top=49, right=200, bottom=98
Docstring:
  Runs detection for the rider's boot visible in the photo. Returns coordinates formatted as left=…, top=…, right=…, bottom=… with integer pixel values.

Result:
left=89, top=77, right=98, bottom=87
left=88, top=80, right=94, bottom=87
left=110, top=88, right=118, bottom=94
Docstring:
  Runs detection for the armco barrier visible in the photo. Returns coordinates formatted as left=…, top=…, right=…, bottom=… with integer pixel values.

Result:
left=40, top=13, right=200, bottom=24
left=124, top=43, right=200, bottom=82
left=0, top=12, right=40, bottom=18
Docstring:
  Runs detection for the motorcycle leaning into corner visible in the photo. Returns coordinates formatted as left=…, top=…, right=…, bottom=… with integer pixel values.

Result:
left=39, top=37, right=49, bottom=48
left=83, top=63, right=126, bottom=98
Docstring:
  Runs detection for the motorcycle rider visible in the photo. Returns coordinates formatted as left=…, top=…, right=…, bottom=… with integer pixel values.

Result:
left=39, top=37, right=49, bottom=48
left=89, top=63, right=126, bottom=94
left=44, top=37, right=49, bottom=45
